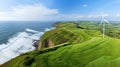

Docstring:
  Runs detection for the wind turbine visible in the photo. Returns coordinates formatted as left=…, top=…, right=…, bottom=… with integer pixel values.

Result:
left=99, top=13, right=111, bottom=38
left=74, top=16, right=80, bottom=28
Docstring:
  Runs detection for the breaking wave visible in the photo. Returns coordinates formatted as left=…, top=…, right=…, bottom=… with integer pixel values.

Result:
left=0, top=28, right=53, bottom=65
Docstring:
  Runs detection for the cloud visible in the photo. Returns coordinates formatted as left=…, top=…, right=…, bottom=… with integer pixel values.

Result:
left=115, top=14, right=120, bottom=17
left=0, top=4, right=59, bottom=21
left=0, top=3, right=119, bottom=21
left=0, top=12, right=13, bottom=20
left=0, top=3, right=94, bottom=21
left=83, top=4, right=88, bottom=8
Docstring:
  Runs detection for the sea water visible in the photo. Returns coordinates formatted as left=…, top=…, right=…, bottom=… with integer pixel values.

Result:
left=0, top=21, right=55, bottom=64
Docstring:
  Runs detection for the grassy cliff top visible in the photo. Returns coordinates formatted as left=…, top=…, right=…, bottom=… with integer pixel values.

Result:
left=40, top=28, right=101, bottom=46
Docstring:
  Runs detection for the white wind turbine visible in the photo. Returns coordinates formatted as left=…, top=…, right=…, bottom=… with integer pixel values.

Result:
left=99, top=13, right=111, bottom=38
left=74, top=16, right=79, bottom=28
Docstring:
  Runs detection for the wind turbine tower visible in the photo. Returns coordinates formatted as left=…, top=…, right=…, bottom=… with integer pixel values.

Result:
left=100, top=13, right=111, bottom=38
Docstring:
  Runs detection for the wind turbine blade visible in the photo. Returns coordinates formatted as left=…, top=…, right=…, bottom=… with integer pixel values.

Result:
left=102, top=14, right=103, bottom=19
left=104, top=19, right=111, bottom=25
left=99, top=19, right=103, bottom=27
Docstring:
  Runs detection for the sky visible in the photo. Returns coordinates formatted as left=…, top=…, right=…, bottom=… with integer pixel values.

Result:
left=0, top=0, right=120, bottom=21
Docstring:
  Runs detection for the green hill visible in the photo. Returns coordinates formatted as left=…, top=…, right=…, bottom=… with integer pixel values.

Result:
left=38, top=28, right=101, bottom=49
left=1, top=22, right=120, bottom=67
left=38, top=28, right=81, bottom=49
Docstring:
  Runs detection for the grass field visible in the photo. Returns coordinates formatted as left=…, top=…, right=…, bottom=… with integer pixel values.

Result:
left=1, top=22, right=120, bottom=67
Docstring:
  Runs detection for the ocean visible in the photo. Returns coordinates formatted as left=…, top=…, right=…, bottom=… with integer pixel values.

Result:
left=0, top=21, right=55, bottom=64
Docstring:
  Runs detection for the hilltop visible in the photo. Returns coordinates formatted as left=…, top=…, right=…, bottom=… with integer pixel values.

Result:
left=1, top=21, right=120, bottom=67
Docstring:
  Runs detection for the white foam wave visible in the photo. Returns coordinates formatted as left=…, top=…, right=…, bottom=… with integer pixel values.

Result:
left=26, top=28, right=39, bottom=33
left=0, top=28, right=53, bottom=65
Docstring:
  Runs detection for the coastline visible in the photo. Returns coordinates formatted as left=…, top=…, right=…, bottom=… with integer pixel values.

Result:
left=0, top=27, right=54, bottom=65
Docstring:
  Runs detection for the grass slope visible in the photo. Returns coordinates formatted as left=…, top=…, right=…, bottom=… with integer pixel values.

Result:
left=40, top=28, right=101, bottom=46
left=40, top=28, right=81, bottom=46
left=1, top=27, right=120, bottom=67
